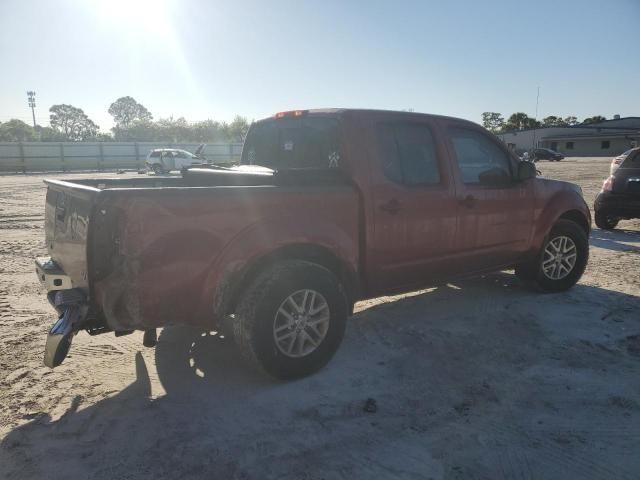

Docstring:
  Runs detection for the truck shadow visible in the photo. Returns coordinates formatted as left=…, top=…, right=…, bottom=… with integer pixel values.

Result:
left=2, top=273, right=640, bottom=479
left=590, top=227, right=639, bottom=252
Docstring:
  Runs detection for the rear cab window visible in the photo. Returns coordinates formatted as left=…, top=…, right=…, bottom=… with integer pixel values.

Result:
left=241, top=116, right=340, bottom=170
left=377, top=122, right=441, bottom=186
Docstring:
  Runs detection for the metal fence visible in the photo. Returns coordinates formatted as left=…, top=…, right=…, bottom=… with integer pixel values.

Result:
left=0, top=142, right=243, bottom=173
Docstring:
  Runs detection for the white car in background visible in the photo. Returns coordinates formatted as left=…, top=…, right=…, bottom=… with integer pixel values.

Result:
left=145, top=147, right=205, bottom=174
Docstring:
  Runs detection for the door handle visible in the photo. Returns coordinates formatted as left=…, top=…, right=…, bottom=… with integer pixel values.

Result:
left=460, top=195, right=476, bottom=208
left=379, top=199, right=401, bottom=214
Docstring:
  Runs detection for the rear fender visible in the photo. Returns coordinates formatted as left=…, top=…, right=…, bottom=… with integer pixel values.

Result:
left=201, top=218, right=359, bottom=322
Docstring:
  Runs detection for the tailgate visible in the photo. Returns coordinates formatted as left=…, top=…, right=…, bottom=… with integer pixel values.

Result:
left=44, top=180, right=99, bottom=290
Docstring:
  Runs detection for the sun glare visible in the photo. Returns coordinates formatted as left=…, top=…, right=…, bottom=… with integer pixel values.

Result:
left=83, top=0, right=203, bottom=103
left=90, top=0, right=171, bottom=33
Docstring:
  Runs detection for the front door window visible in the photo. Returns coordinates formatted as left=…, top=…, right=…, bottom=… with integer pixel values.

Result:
left=447, top=126, right=532, bottom=270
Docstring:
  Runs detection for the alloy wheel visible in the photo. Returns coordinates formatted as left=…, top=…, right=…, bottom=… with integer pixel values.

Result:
left=273, top=289, right=330, bottom=358
left=542, top=235, right=577, bottom=280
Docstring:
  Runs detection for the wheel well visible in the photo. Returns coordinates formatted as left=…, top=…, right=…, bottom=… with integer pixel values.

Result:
left=222, top=244, right=359, bottom=316
left=558, top=210, right=590, bottom=235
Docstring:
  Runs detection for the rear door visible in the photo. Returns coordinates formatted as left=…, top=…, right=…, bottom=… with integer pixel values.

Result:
left=369, top=119, right=458, bottom=293
left=174, top=151, right=194, bottom=170
left=443, top=123, right=534, bottom=271
left=161, top=151, right=175, bottom=170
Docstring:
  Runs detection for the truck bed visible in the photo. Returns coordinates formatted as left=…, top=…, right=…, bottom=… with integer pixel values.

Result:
left=44, top=168, right=360, bottom=332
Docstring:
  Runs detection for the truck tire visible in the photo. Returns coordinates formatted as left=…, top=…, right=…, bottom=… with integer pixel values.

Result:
left=594, top=211, right=618, bottom=230
left=520, top=219, right=589, bottom=293
left=233, top=260, right=348, bottom=380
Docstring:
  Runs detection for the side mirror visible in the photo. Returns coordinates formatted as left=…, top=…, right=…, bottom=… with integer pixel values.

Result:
left=478, top=167, right=512, bottom=187
left=517, top=160, right=537, bottom=181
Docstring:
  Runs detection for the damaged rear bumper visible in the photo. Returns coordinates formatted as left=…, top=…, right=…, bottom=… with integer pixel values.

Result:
left=35, top=256, right=157, bottom=368
left=35, top=256, right=74, bottom=291
left=35, top=257, right=89, bottom=368
left=43, top=290, right=88, bottom=368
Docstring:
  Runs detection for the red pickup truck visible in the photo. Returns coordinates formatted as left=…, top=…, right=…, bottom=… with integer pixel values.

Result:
left=36, top=109, right=590, bottom=379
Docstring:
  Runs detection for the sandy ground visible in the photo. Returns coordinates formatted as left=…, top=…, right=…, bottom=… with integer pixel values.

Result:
left=1, top=158, right=639, bottom=480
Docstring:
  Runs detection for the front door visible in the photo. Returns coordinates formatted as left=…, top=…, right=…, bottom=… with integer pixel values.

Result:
left=369, top=119, right=458, bottom=294
left=444, top=124, right=534, bottom=272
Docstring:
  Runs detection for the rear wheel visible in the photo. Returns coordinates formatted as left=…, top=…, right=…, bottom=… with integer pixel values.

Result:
left=152, top=164, right=166, bottom=175
left=595, top=211, right=619, bottom=230
left=233, top=260, right=348, bottom=380
left=518, top=219, right=589, bottom=293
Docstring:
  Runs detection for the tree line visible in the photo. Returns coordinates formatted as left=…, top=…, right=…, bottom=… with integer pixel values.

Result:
left=482, top=112, right=608, bottom=134
left=1, top=99, right=611, bottom=142
left=0, top=96, right=250, bottom=143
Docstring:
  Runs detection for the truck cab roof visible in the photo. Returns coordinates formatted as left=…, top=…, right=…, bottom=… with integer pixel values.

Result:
left=259, top=108, right=480, bottom=127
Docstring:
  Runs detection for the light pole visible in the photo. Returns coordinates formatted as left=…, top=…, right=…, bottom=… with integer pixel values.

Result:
left=531, top=86, right=540, bottom=150
left=27, top=91, right=36, bottom=128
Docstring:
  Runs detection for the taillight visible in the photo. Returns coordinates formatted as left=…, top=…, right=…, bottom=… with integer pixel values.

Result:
left=610, top=158, right=623, bottom=175
left=602, top=175, right=615, bottom=192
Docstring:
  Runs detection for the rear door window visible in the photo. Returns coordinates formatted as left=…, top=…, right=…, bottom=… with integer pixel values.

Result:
left=241, top=117, right=339, bottom=170
left=377, top=123, right=441, bottom=186
left=622, top=150, right=640, bottom=168
left=449, top=128, right=512, bottom=184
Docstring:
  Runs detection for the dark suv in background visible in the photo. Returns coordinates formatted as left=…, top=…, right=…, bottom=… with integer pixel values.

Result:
left=532, top=148, right=565, bottom=162
left=594, top=147, right=640, bottom=229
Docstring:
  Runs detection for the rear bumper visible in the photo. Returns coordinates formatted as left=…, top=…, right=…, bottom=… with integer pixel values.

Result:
left=35, top=257, right=73, bottom=291
left=35, top=257, right=91, bottom=368
left=594, top=192, right=640, bottom=218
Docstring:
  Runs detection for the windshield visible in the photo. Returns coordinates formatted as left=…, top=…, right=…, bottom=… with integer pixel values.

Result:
left=241, top=116, right=340, bottom=170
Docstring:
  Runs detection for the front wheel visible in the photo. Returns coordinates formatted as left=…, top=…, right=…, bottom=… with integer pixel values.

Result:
left=518, top=219, right=589, bottom=293
left=233, top=260, right=348, bottom=380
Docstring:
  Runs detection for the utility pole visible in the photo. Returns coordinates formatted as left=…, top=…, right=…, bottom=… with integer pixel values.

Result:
left=27, top=91, right=36, bottom=128
left=532, top=86, right=540, bottom=149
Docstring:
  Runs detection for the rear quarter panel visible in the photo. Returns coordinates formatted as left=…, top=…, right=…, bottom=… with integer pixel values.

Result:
left=90, top=186, right=360, bottom=331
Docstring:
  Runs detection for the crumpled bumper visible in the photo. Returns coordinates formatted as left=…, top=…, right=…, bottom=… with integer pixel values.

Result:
left=43, top=289, right=89, bottom=368
left=35, top=257, right=89, bottom=368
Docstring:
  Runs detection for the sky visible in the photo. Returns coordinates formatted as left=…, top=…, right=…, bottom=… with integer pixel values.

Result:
left=0, top=0, right=638, bottom=132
